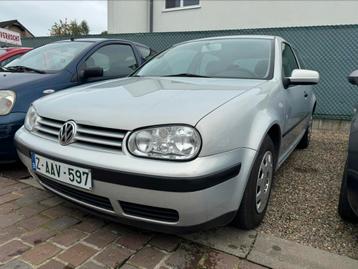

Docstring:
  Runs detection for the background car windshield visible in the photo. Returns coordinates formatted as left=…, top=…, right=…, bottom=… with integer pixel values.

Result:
left=5, top=42, right=91, bottom=72
left=136, top=38, right=273, bottom=79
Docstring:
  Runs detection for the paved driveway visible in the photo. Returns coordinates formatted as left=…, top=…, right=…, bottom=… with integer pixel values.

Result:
left=0, top=177, right=265, bottom=269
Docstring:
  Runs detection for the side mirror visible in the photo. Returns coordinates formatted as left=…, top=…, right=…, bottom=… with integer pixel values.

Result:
left=285, top=69, right=320, bottom=87
left=79, top=67, right=104, bottom=80
left=348, top=70, right=358, bottom=85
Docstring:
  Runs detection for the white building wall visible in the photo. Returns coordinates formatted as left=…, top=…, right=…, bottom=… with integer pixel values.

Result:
left=108, top=0, right=358, bottom=33
left=108, top=0, right=149, bottom=33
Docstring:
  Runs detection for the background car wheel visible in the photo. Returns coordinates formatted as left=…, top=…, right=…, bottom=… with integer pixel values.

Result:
left=297, top=114, right=313, bottom=149
left=232, top=136, right=275, bottom=229
left=338, top=162, right=358, bottom=222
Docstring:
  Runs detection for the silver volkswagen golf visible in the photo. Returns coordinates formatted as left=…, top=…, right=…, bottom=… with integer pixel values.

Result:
left=15, top=36, right=319, bottom=232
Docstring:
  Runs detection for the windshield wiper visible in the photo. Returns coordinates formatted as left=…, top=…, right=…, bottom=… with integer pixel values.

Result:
left=6, top=66, right=46, bottom=74
left=162, top=73, right=209, bottom=78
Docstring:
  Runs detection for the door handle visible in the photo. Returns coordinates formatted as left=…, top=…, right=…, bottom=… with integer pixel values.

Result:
left=304, top=92, right=308, bottom=98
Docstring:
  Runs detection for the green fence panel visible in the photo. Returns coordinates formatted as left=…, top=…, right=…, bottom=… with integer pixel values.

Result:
left=9, top=25, right=358, bottom=120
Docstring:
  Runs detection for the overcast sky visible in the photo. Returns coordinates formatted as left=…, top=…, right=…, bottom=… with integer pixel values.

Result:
left=0, top=0, right=107, bottom=36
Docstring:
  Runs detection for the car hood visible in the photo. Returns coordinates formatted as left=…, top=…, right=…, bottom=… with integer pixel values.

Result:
left=35, top=77, right=265, bottom=130
left=0, top=72, right=54, bottom=90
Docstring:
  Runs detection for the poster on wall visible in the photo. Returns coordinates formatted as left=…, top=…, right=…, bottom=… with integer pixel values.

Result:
left=0, top=27, right=22, bottom=46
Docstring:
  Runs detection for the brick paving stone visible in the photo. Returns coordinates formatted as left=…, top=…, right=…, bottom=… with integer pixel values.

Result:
left=94, top=245, right=133, bottom=268
left=15, top=196, right=41, bottom=207
left=0, top=192, right=22, bottom=205
left=150, top=235, right=180, bottom=252
left=238, top=260, right=268, bottom=269
left=58, top=243, right=97, bottom=267
left=45, top=216, right=80, bottom=231
left=116, top=231, right=153, bottom=251
left=37, top=259, right=68, bottom=269
left=202, top=250, right=241, bottom=269
left=0, top=226, right=24, bottom=245
left=0, top=202, right=20, bottom=214
left=74, top=217, right=105, bottom=233
left=18, top=214, right=51, bottom=231
left=42, top=205, right=71, bottom=219
left=21, top=228, right=56, bottom=245
left=40, top=196, right=64, bottom=207
left=21, top=242, right=62, bottom=265
left=84, top=227, right=120, bottom=248
left=52, top=229, right=87, bottom=247
left=130, top=247, right=166, bottom=269
left=0, top=259, right=32, bottom=269
left=0, top=212, right=25, bottom=228
left=0, top=183, right=29, bottom=196
left=16, top=204, right=47, bottom=218
left=0, top=240, right=30, bottom=263
left=120, top=264, right=138, bottom=269
left=80, top=261, right=106, bottom=269
left=165, top=243, right=205, bottom=269
left=0, top=177, right=18, bottom=187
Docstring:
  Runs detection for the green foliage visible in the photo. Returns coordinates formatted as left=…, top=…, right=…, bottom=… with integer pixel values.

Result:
left=50, top=19, right=90, bottom=36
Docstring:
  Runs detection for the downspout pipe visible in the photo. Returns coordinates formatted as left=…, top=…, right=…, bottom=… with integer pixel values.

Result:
left=149, top=0, right=154, bottom=32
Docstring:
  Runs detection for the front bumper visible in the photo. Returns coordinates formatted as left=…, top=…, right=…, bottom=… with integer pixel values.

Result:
left=15, top=127, right=256, bottom=232
left=0, top=112, right=26, bottom=162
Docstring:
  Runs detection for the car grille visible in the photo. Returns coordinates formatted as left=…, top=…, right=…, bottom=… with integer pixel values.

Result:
left=119, top=201, right=179, bottom=223
left=38, top=175, right=114, bottom=211
left=35, top=117, right=127, bottom=151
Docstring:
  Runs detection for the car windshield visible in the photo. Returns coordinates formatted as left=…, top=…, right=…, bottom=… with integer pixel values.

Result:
left=5, top=41, right=91, bottom=72
left=135, top=38, right=274, bottom=79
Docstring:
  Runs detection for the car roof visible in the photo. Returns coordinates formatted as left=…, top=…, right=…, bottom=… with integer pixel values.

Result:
left=175, top=35, right=284, bottom=46
left=55, top=38, right=150, bottom=48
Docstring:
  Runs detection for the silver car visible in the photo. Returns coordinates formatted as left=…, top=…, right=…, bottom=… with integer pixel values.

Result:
left=15, top=36, right=319, bottom=232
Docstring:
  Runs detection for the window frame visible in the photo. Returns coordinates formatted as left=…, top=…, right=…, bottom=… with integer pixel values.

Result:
left=78, top=42, right=139, bottom=82
left=281, top=42, right=301, bottom=78
left=163, top=0, right=201, bottom=12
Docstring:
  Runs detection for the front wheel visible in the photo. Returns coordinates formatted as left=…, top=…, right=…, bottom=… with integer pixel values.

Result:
left=338, top=162, right=358, bottom=222
left=232, top=136, right=275, bottom=229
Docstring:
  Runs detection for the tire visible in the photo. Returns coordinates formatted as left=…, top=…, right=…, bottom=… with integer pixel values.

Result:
left=338, top=162, right=358, bottom=222
left=297, top=114, right=313, bottom=149
left=232, top=136, right=276, bottom=229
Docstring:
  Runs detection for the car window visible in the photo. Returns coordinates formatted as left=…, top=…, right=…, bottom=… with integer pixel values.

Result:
left=135, top=38, right=274, bottom=79
left=282, top=43, right=299, bottom=77
left=5, top=42, right=91, bottom=72
left=84, top=44, right=137, bottom=77
left=0, top=49, right=6, bottom=56
left=0, top=54, right=22, bottom=67
left=136, top=46, right=156, bottom=61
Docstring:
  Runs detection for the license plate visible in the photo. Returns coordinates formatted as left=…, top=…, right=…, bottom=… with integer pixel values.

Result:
left=31, top=153, right=92, bottom=190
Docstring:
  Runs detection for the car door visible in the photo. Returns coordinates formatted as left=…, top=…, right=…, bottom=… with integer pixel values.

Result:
left=281, top=42, right=308, bottom=152
left=79, top=43, right=139, bottom=83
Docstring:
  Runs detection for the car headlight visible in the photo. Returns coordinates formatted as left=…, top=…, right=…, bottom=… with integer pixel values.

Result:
left=0, top=90, right=16, bottom=115
left=128, top=125, right=202, bottom=160
left=24, top=105, right=39, bottom=131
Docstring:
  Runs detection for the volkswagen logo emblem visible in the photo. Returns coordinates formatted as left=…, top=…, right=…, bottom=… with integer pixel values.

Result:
left=58, top=121, right=77, bottom=146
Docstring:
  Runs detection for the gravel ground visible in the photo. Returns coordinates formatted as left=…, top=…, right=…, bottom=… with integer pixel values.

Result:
left=257, top=129, right=358, bottom=259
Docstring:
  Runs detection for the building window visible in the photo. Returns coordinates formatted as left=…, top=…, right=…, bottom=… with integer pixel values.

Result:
left=165, top=0, right=200, bottom=10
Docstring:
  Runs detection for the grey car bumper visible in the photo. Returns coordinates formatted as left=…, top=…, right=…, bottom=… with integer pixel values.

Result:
left=15, top=127, right=257, bottom=232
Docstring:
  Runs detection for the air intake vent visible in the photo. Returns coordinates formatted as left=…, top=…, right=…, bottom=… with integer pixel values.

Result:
left=38, top=175, right=114, bottom=211
left=119, top=201, right=179, bottom=223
